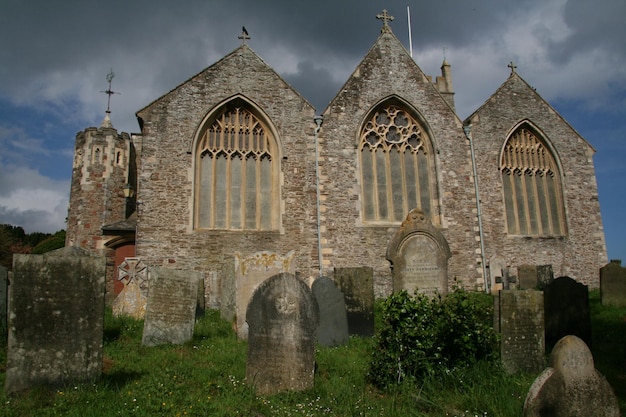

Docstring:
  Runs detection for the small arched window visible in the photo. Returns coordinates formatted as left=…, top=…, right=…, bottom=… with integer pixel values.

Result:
left=359, top=102, right=437, bottom=223
left=501, top=125, right=566, bottom=236
left=195, top=100, right=278, bottom=231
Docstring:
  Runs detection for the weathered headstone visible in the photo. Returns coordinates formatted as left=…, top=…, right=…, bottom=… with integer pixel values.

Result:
left=499, top=290, right=545, bottom=374
left=518, top=264, right=554, bottom=290
left=5, top=247, right=106, bottom=395
left=600, top=259, right=626, bottom=307
left=387, top=208, right=451, bottom=297
left=0, top=265, right=7, bottom=341
left=334, top=267, right=375, bottom=337
left=112, top=257, right=148, bottom=319
left=312, top=276, right=349, bottom=347
left=246, top=273, right=319, bottom=395
left=523, top=335, right=620, bottom=417
left=233, top=251, right=296, bottom=339
left=142, top=267, right=202, bottom=346
left=543, top=276, right=591, bottom=349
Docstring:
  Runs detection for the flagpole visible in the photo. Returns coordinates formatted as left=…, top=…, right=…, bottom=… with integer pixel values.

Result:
left=407, top=5, right=413, bottom=58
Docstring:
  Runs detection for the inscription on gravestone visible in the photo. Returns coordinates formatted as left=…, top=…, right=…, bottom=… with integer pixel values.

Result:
left=600, top=260, right=626, bottom=308
left=334, top=267, right=374, bottom=337
left=5, top=247, right=106, bottom=395
left=387, top=209, right=451, bottom=297
left=246, top=273, right=319, bottom=395
left=499, top=290, right=545, bottom=374
left=142, top=267, right=201, bottom=346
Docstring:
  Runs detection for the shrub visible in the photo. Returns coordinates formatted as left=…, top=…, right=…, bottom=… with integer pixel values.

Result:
left=368, top=288, right=499, bottom=388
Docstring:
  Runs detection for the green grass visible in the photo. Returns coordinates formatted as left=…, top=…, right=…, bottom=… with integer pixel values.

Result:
left=1, top=294, right=625, bottom=417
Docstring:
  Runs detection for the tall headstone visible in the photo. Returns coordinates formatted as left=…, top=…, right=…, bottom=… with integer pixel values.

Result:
left=312, top=276, right=349, bottom=347
left=5, top=247, right=106, bottom=395
left=142, top=267, right=201, bottom=346
left=386, top=208, right=451, bottom=297
left=600, top=259, right=626, bottom=307
left=112, top=257, right=148, bottom=319
left=334, top=267, right=375, bottom=337
left=0, top=265, right=7, bottom=342
left=523, top=335, right=620, bottom=417
left=543, top=276, right=591, bottom=349
left=233, top=251, right=296, bottom=339
left=246, top=273, right=319, bottom=395
left=499, top=290, right=545, bottom=374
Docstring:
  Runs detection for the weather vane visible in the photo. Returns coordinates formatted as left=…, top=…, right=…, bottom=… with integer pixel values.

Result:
left=100, top=68, right=120, bottom=115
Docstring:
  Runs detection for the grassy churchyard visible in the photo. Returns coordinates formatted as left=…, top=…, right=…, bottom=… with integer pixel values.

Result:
left=1, top=290, right=624, bottom=417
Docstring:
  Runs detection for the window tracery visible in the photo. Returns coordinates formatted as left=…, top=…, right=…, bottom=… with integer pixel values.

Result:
left=195, top=102, right=277, bottom=230
left=359, top=104, right=436, bottom=223
left=501, top=126, right=565, bottom=236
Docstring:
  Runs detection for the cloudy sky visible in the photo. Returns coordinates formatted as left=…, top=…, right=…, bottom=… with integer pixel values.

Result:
left=0, top=0, right=624, bottom=262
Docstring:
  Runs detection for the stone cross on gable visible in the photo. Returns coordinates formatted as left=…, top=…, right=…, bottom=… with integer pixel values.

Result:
left=376, top=9, right=394, bottom=33
left=508, top=61, right=518, bottom=74
left=238, top=26, right=250, bottom=45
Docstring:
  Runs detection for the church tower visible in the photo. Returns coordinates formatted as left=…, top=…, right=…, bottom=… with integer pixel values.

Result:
left=65, top=71, right=133, bottom=253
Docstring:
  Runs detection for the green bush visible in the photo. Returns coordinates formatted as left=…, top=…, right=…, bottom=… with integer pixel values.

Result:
left=368, top=288, right=499, bottom=388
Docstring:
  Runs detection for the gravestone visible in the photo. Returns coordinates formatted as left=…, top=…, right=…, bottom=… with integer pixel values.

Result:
left=142, top=267, right=202, bottom=346
left=386, top=208, right=451, bottom=297
left=499, top=290, right=545, bottom=374
left=543, top=276, right=591, bottom=349
left=523, top=335, right=620, bottom=417
left=112, top=257, right=148, bottom=319
left=0, top=265, right=7, bottom=341
left=312, top=276, right=349, bottom=346
left=233, top=251, right=296, bottom=339
left=5, top=247, right=105, bottom=395
left=518, top=264, right=554, bottom=290
left=246, top=273, right=319, bottom=395
left=334, top=267, right=375, bottom=337
left=600, top=259, right=626, bottom=307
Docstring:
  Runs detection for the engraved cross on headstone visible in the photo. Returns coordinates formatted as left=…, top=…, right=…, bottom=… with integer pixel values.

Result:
left=376, top=9, right=394, bottom=33
left=238, top=26, right=250, bottom=45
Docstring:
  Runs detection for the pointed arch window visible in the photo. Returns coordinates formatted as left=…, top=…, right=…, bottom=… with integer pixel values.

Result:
left=359, top=103, right=437, bottom=223
left=501, top=125, right=566, bottom=236
left=195, top=100, right=278, bottom=231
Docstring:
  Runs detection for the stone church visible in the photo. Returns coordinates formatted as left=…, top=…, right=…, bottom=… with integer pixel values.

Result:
left=65, top=10, right=607, bottom=305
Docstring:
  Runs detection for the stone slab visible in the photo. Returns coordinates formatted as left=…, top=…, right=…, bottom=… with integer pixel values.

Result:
left=499, top=289, right=545, bottom=374
left=142, top=267, right=201, bottom=346
left=5, top=247, right=105, bottom=395
left=312, top=276, right=349, bottom=347
left=246, top=273, right=319, bottom=395
left=234, top=251, right=296, bottom=339
left=543, top=276, right=591, bottom=349
left=334, top=267, right=375, bottom=337
left=600, top=260, right=626, bottom=307
left=0, top=265, right=7, bottom=341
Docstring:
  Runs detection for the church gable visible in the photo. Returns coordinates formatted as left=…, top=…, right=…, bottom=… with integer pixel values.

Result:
left=466, top=66, right=606, bottom=285
left=137, top=44, right=313, bottom=133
